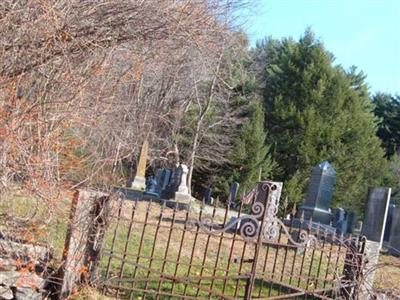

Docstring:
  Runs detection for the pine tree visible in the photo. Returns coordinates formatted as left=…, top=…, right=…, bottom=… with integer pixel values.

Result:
left=231, top=100, right=275, bottom=193
left=253, top=30, right=389, bottom=213
left=373, top=92, right=400, bottom=157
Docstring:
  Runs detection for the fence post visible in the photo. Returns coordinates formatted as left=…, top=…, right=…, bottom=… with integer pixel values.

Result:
left=342, top=237, right=365, bottom=299
left=243, top=181, right=282, bottom=300
left=57, top=189, right=111, bottom=298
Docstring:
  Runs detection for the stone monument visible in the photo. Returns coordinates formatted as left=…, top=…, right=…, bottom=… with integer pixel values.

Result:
left=144, top=176, right=158, bottom=197
left=161, top=165, right=182, bottom=199
left=298, top=161, right=336, bottom=225
left=384, top=203, right=396, bottom=243
left=229, top=182, right=239, bottom=209
left=333, top=207, right=347, bottom=234
left=203, top=187, right=212, bottom=205
left=174, top=164, right=192, bottom=203
left=130, top=140, right=149, bottom=191
left=359, top=187, right=391, bottom=299
left=361, top=187, right=391, bottom=249
left=388, top=207, right=400, bottom=256
left=154, top=168, right=172, bottom=197
left=346, top=211, right=357, bottom=234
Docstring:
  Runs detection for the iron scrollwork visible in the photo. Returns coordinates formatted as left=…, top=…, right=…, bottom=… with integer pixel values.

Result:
left=187, top=181, right=318, bottom=248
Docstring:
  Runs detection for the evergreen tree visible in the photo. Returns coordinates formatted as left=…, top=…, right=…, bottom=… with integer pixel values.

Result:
left=253, top=30, right=389, bottom=213
left=373, top=92, right=400, bottom=157
left=231, top=100, right=275, bottom=193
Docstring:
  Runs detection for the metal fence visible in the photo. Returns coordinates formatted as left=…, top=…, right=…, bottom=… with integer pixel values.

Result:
left=95, top=182, right=365, bottom=299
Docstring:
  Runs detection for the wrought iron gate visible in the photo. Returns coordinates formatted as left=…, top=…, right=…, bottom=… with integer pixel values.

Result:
left=95, top=182, right=365, bottom=299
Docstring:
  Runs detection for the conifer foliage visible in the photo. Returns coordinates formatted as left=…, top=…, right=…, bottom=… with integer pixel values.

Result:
left=231, top=100, right=275, bottom=194
left=253, top=31, right=388, bottom=212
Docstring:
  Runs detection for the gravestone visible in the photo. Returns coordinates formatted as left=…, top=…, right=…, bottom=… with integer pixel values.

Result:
left=298, top=161, right=336, bottom=225
left=130, top=140, right=149, bottom=191
left=359, top=188, right=391, bottom=300
left=174, top=164, right=192, bottom=203
left=154, top=168, right=172, bottom=197
left=346, top=211, right=357, bottom=234
left=361, top=187, right=391, bottom=249
left=203, top=187, right=212, bottom=205
left=384, top=204, right=396, bottom=242
left=160, top=169, right=172, bottom=191
left=144, top=176, right=158, bottom=197
left=229, top=182, right=239, bottom=209
left=388, top=207, right=400, bottom=256
left=161, top=166, right=182, bottom=199
left=333, top=208, right=347, bottom=234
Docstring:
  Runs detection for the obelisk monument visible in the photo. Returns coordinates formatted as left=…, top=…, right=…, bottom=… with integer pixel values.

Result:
left=131, top=140, right=148, bottom=191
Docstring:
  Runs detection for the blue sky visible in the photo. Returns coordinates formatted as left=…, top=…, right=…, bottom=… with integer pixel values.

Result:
left=242, top=0, right=400, bottom=94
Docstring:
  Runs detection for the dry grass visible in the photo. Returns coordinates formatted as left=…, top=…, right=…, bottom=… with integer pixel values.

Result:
left=374, top=254, right=400, bottom=295
left=3, top=191, right=400, bottom=298
left=99, top=200, right=349, bottom=299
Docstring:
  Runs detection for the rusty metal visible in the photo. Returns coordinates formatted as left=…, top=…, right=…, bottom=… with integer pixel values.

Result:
left=94, top=182, right=366, bottom=299
left=221, top=196, right=245, bottom=295
left=115, top=201, right=137, bottom=298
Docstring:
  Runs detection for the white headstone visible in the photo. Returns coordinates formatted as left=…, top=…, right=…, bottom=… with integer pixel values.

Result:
left=174, top=164, right=192, bottom=203
left=177, top=164, right=189, bottom=194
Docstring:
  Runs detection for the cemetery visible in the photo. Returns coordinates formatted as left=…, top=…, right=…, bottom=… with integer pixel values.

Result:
left=50, top=142, right=397, bottom=299
left=2, top=139, right=399, bottom=299
left=1, top=1, right=399, bottom=300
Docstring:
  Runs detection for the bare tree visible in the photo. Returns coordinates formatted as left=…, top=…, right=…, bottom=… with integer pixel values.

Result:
left=0, top=0, right=249, bottom=228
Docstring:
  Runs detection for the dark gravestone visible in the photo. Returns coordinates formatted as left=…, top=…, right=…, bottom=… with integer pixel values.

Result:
left=333, top=208, right=347, bottom=234
left=346, top=211, right=357, bottom=235
left=203, top=187, right=212, bottom=205
left=144, top=176, right=158, bottom=197
left=388, top=207, right=400, bottom=256
left=229, top=182, right=239, bottom=209
left=161, top=166, right=182, bottom=200
left=153, top=169, right=164, bottom=196
left=384, top=204, right=396, bottom=242
left=361, top=187, right=391, bottom=247
left=299, top=161, right=335, bottom=225
left=155, top=168, right=172, bottom=196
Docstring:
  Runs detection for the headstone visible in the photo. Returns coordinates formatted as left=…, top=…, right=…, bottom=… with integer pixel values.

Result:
left=161, top=166, right=182, bottom=199
left=144, top=176, right=158, bottom=197
left=388, top=207, right=400, bottom=256
left=154, top=168, right=172, bottom=197
left=346, top=211, right=357, bottom=235
left=384, top=204, right=396, bottom=242
left=160, top=169, right=172, bottom=191
left=355, top=221, right=363, bottom=234
left=361, top=187, right=391, bottom=249
left=352, top=192, right=384, bottom=300
left=203, top=187, right=212, bottom=205
left=298, top=161, right=336, bottom=225
left=229, top=182, right=239, bottom=209
left=130, top=140, right=149, bottom=191
left=226, top=216, right=241, bottom=233
left=333, top=208, right=347, bottom=234
left=174, top=164, right=192, bottom=203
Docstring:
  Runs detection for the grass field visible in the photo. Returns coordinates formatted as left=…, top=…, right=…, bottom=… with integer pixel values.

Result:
left=2, top=189, right=400, bottom=299
left=98, top=199, right=349, bottom=299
